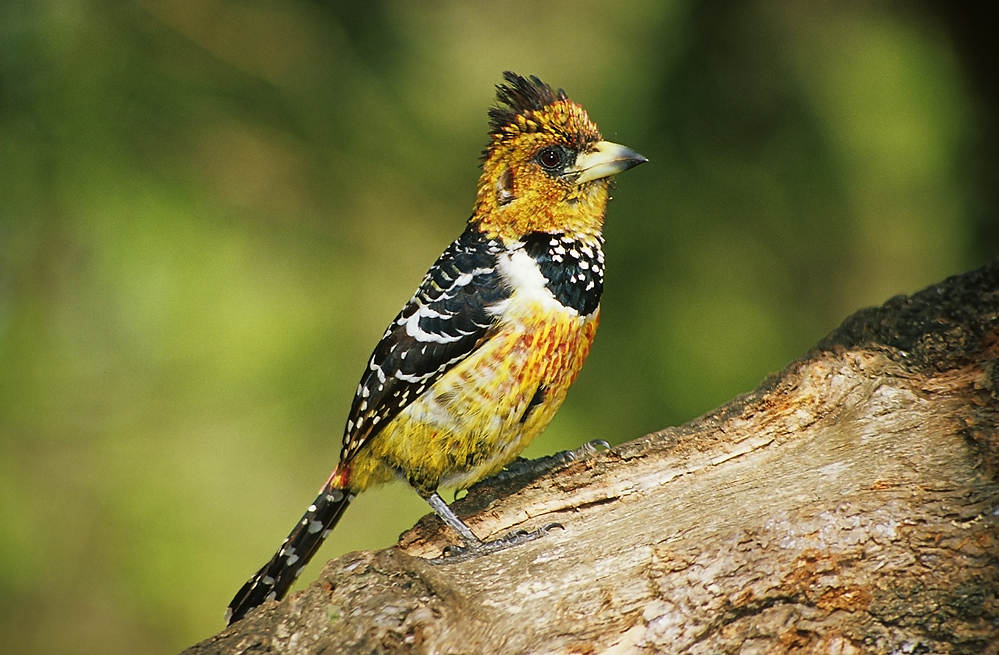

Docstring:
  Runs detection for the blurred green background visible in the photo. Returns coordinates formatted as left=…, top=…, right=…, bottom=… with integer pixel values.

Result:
left=1, top=0, right=995, bottom=653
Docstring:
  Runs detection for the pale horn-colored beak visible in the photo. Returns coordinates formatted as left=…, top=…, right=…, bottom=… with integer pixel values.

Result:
left=570, top=141, right=647, bottom=184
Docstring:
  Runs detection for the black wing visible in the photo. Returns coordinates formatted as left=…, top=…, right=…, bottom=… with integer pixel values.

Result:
left=339, top=223, right=510, bottom=462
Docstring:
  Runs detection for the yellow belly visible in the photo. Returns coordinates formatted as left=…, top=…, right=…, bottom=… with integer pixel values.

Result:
left=348, top=302, right=599, bottom=493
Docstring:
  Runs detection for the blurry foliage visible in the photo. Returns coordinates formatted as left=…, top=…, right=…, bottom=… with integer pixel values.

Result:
left=0, top=0, right=993, bottom=653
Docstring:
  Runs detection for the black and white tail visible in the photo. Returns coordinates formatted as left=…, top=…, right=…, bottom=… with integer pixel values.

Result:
left=226, top=485, right=353, bottom=624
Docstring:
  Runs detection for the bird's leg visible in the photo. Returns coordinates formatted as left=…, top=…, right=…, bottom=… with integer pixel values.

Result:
left=416, top=441, right=609, bottom=564
left=422, top=490, right=482, bottom=547
left=419, top=490, right=563, bottom=564
left=490, top=439, right=610, bottom=483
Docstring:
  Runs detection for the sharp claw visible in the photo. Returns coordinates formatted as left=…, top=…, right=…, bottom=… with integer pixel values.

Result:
left=429, top=522, right=562, bottom=565
left=441, top=544, right=464, bottom=558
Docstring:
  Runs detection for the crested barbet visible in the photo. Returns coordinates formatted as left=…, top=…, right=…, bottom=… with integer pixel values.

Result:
left=226, top=72, right=646, bottom=624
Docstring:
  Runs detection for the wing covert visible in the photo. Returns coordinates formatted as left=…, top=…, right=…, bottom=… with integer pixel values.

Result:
left=340, top=224, right=509, bottom=461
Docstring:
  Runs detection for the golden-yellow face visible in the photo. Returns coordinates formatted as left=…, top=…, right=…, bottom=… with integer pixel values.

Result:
left=473, top=74, right=645, bottom=242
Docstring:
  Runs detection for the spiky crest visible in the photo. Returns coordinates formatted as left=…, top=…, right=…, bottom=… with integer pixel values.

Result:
left=487, top=72, right=567, bottom=136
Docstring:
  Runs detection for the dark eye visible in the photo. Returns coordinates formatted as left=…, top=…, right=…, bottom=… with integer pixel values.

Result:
left=536, top=145, right=569, bottom=171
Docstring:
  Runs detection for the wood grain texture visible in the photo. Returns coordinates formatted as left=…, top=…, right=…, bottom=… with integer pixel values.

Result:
left=186, top=259, right=999, bottom=655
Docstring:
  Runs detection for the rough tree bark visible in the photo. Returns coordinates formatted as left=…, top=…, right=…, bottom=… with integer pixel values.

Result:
left=186, top=259, right=999, bottom=655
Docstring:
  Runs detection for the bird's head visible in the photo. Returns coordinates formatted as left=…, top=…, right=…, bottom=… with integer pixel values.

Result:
left=473, top=72, right=646, bottom=242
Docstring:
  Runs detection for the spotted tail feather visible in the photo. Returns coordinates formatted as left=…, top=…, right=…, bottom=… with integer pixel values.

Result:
left=226, top=485, right=353, bottom=624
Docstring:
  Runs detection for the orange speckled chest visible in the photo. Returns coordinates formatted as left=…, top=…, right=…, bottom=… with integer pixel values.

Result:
left=348, top=247, right=601, bottom=494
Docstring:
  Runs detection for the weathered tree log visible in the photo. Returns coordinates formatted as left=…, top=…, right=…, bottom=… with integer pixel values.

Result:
left=186, top=259, right=999, bottom=654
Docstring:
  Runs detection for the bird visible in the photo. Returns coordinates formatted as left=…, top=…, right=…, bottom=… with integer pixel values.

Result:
left=226, top=72, right=646, bottom=624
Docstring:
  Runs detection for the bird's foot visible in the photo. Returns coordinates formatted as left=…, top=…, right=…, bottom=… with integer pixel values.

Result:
left=429, top=522, right=564, bottom=565
left=491, top=439, right=610, bottom=483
